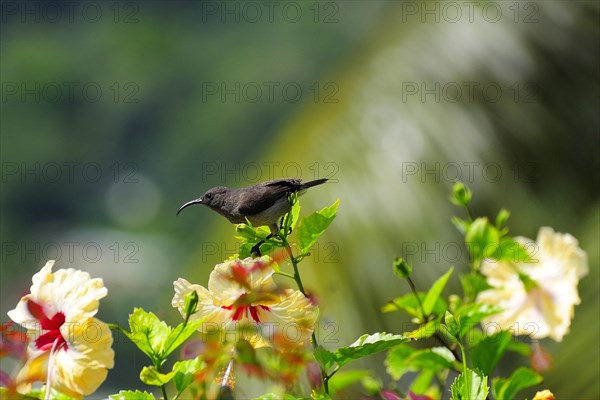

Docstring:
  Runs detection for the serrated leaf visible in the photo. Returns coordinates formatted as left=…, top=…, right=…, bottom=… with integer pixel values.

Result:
left=297, top=199, right=339, bottom=254
left=173, top=356, right=205, bottom=392
left=329, top=370, right=371, bottom=395
left=314, top=345, right=336, bottom=371
left=334, top=332, right=407, bottom=367
left=450, top=368, right=488, bottom=400
left=109, top=390, right=156, bottom=400
left=422, top=268, right=453, bottom=316
left=126, top=308, right=171, bottom=360
left=386, top=344, right=455, bottom=381
left=140, top=366, right=176, bottom=386
left=492, top=367, right=543, bottom=399
left=470, top=331, right=511, bottom=376
left=465, top=218, right=500, bottom=264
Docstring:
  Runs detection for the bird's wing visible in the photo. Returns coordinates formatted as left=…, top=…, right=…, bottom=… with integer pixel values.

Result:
left=236, top=179, right=300, bottom=215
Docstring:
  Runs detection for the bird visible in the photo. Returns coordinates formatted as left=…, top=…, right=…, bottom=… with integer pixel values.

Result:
left=177, top=178, right=328, bottom=234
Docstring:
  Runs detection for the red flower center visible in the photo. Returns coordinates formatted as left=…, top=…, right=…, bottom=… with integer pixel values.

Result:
left=221, top=294, right=271, bottom=323
left=27, top=300, right=67, bottom=352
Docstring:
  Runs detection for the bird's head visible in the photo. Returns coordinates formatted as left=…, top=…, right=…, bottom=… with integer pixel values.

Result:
left=177, top=186, right=228, bottom=215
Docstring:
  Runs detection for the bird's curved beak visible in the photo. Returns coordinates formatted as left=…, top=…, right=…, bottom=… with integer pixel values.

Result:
left=176, top=198, right=202, bottom=215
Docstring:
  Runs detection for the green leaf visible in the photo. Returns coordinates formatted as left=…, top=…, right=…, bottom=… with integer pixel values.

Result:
left=184, top=290, right=199, bottom=317
left=449, top=181, right=472, bottom=207
left=329, top=370, right=371, bottom=395
left=450, top=368, right=488, bottom=400
left=494, top=238, right=533, bottom=263
left=126, top=308, right=171, bottom=360
left=460, top=273, right=491, bottom=301
left=422, top=268, right=453, bottom=316
left=311, top=392, right=332, bottom=400
left=495, top=208, right=510, bottom=229
left=470, top=331, right=511, bottom=376
left=386, top=344, right=455, bottom=380
left=444, top=311, right=460, bottom=339
left=172, top=356, right=205, bottom=393
left=382, top=293, right=447, bottom=319
left=410, top=370, right=436, bottom=395
left=109, top=391, right=156, bottom=400
left=404, top=318, right=440, bottom=340
left=140, top=366, right=176, bottom=386
left=236, top=224, right=277, bottom=258
left=163, top=318, right=204, bottom=357
left=314, top=345, right=336, bottom=371
left=297, top=199, right=339, bottom=254
left=492, top=367, right=543, bottom=399
left=455, top=303, right=502, bottom=338
left=283, top=194, right=301, bottom=232
left=506, top=339, right=532, bottom=356
left=451, top=216, right=471, bottom=235
left=333, top=332, right=407, bottom=367
left=465, top=218, right=500, bottom=264
left=393, top=257, right=412, bottom=279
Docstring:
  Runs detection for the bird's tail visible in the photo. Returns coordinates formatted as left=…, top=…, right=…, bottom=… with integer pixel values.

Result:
left=299, top=178, right=328, bottom=190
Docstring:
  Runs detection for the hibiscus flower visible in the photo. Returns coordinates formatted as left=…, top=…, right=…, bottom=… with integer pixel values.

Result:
left=477, top=227, right=588, bottom=342
left=7, top=260, right=114, bottom=398
left=172, top=256, right=318, bottom=349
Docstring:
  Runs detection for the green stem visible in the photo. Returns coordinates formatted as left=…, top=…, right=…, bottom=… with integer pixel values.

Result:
left=459, top=342, right=468, bottom=374
left=280, top=229, right=328, bottom=394
left=274, top=271, right=297, bottom=280
left=323, top=365, right=340, bottom=394
left=154, top=359, right=169, bottom=400
left=465, top=204, right=474, bottom=221
left=405, top=276, right=427, bottom=322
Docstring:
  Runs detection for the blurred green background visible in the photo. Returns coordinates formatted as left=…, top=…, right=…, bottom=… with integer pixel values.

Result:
left=1, top=1, right=598, bottom=398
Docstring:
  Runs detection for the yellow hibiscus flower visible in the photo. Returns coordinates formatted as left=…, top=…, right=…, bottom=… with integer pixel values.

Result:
left=477, top=227, right=588, bottom=342
left=172, top=256, right=318, bottom=349
left=7, top=260, right=114, bottom=398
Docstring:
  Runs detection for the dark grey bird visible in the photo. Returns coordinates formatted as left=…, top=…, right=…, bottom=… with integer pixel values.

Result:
left=177, top=178, right=328, bottom=234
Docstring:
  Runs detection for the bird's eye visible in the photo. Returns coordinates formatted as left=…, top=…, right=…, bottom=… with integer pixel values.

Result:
left=205, top=193, right=213, bottom=200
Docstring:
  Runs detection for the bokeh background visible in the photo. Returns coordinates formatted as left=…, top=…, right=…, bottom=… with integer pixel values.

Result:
left=1, top=0, right=598, bottom=398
